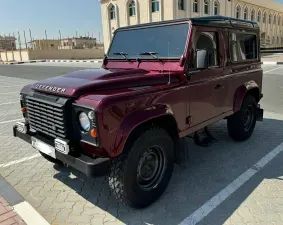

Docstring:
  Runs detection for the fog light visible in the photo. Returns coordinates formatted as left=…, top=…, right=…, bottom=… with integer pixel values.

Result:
left=21, top=107, right=26, bottom=113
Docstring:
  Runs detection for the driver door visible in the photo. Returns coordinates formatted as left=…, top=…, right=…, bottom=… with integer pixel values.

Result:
left=186, top=27, right=228, bottom=127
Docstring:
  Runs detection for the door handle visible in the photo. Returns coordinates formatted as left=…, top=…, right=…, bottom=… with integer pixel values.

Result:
left=215, top=84, right=224, bottom=89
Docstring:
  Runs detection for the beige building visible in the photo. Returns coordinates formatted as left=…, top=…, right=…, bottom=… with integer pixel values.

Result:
left=99, top=0, right=283, bottom=51
left=59, top=37, right=97, bottom=49
left=28, top=39, right=61, bottom=50
left=0, top=36, right=16, bottom=50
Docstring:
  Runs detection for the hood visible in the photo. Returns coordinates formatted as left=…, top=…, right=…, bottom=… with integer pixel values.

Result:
left=30, top=68, right=179, bottom=98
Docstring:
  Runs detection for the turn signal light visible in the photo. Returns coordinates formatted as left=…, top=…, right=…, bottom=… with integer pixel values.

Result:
left=21, top=107, right=26, bottom=113
left=90, top=128, right=98, bottom=138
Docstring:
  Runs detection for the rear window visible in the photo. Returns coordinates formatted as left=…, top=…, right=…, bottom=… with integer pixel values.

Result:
left=108, top=23, right=189, bottom=59
left=230, top=33, right=258, bottom=62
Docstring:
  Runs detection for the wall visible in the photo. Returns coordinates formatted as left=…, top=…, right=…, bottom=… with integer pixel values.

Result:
left=0, top=49, right=104, bottom=61
left=28, top=49, right=104, bottom=60
left=0, top=50, right=29, bottom=62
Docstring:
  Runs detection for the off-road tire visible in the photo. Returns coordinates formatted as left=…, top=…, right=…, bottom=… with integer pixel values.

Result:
left=109, top=127, right=174, bottom=208
left=227, top=95, right=257, bottom=141
left=39, top=152, right=62, bottom=164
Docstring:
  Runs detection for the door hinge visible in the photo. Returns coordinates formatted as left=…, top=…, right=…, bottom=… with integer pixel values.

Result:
left=186, top=116, right=191, bottom=125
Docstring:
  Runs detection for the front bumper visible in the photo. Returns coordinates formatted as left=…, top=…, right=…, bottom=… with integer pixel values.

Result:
left=13, top=125, right=110, bottom=177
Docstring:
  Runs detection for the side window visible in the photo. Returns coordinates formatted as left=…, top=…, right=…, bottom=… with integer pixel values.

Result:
left=230, top=33, right=257, bottom=62
left=190, top=31, right=219, bottom=68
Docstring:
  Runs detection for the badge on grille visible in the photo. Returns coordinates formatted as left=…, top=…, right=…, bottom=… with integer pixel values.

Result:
left=35, top=84, right=66, bottom=93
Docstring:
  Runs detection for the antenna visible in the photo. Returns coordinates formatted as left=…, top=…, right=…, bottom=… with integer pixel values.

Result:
left=168, top=41, right=171, bottom=85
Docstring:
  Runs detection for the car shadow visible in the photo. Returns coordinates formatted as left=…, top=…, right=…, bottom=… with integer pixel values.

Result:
left=53, top=117, right=283, bottom=225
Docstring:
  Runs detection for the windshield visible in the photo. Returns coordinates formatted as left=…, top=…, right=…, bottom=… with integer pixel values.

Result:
left=108, top=23, right=189, bottom=59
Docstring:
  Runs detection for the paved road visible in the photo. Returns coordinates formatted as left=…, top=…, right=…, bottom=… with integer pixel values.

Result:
left=0, top=62, right=100, bottom=80
left=0, top=64, right=283, bottom=225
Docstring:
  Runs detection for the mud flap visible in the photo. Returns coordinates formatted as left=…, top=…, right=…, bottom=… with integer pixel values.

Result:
left=256, top=105, right=264, bottom=122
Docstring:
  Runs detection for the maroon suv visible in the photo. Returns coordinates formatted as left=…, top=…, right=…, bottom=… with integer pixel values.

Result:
left=13, top=16, right=264, bottom=208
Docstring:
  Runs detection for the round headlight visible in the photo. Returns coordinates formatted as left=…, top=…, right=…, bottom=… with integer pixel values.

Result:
left=79, top=112, right=90, bottom=131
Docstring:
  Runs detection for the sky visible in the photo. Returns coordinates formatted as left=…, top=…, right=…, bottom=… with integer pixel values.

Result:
left=0, top=0, right=103, bottom=42
left=1, top=0, right=283, bottom=43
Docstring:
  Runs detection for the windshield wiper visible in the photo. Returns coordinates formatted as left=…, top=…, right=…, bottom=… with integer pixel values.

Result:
left=113, top=52, right=131, bottom=63
left=139, top=52, right=164, bottom=65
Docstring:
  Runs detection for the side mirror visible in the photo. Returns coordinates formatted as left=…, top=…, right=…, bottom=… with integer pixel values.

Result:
left=179, top=55, right=185, bottom=67
left=102, top=54, right=108, bottom=68
left=196, top=49, right=208, bottom=69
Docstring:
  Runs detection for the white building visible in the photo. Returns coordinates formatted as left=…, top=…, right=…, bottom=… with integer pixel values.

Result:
left=99, top=0, right=283, bottom=51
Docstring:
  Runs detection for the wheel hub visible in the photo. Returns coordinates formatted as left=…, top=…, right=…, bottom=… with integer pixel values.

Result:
left=137, top=146, right=166, bottom=190
left=243, top=105, right=254, bottom=131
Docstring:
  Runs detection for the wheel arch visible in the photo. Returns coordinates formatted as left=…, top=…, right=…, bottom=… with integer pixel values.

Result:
left=111, top=105, right=179, bottom=157
left=233, top=81, right=261, bottom=112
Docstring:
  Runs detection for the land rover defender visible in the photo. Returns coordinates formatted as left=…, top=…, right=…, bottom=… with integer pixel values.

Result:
left=13, top=16, right=264, bottom=208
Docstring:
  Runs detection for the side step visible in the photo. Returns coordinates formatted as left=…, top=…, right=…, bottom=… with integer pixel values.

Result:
left=193, top=126, right=216, bottom=147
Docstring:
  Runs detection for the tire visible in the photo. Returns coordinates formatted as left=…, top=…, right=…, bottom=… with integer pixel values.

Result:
left=109, top=127, right=174, bottom=208
left=227, top=95, right=257, bottom=141
left=39, top=152, right=62, bottom=164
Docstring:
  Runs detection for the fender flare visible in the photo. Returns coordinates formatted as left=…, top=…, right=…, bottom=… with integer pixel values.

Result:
left=233, top=80, right=260, bottom=112
left=109, top=104, right=177, bottom=157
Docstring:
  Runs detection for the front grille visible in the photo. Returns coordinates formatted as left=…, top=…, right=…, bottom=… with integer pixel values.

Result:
left=26, top=95, right=66, bottom=139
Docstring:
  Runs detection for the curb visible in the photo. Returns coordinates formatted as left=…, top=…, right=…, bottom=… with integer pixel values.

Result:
left=0, top=59, right=102, bottom=65
left=0, top=175, right=50, bottom=225
left=0, top=60, right=46, bottom=65
left=45, top=59, right=102, bottom=63
left=262, top=62, right=283, bottom=65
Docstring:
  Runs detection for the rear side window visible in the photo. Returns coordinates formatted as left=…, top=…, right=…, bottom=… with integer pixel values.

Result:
left=230, top=33, right=258, bottom=62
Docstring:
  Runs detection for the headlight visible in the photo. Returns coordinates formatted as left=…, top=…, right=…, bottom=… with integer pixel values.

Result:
left=79, top=112, right=91, bottom=131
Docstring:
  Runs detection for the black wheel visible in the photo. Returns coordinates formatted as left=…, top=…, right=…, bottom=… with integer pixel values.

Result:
left=39, top=152, right=62, bottom=164
left=227, top=95, right=257, bottom=141
left=109, top=127, right=174, bottom=208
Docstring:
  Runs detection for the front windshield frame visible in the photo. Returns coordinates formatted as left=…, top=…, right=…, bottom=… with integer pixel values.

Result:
left=106, top=21, right=190, bottom=60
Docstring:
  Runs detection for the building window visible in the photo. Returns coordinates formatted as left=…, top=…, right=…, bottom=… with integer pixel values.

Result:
left=204, top=0, right=209, bottom=15
left=129, top=1, right=136, bottom=16
left=269, top=14, right=272, bottom=24
left=236, top=6, right=241, bottom=19
left=110, top=5, right=116, bottom=19
left=277, top=37, right=279, bottom=46
left=281, top=37, right=283, bottom=45
left=258, top=11, right=261, bottom=22
left=193, top=0, right=198, bottom=13
left=152, top=0, right=159, bottom=12
left=230, top=33, right=258, bottom=61
left=274, top=15, right=276, bottom=25
left=214, top=1, right=219, bottom=15
left=178, top=0, right=184, bottom=10
left=251, top=9, right=255, bottom=21
left=278, top=16, right=281, bottom=25
left=263, top=12, right=266, bottom=23
left=244, top=7, right=248, bottom=20
left=272, top=37, right=274, bottom=45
